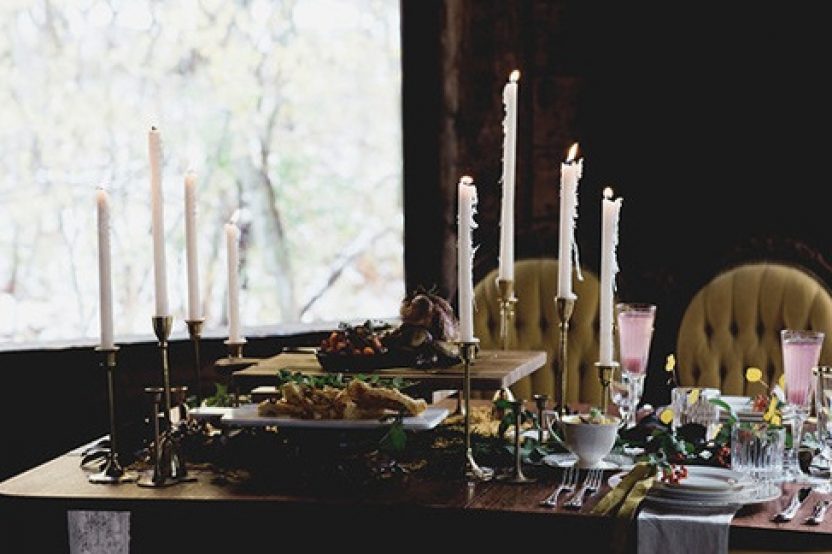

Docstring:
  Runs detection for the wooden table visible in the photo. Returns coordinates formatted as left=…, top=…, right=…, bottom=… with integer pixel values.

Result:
left=2, top=444, right=831, bottom=552
left=230, top=349, right=548, bottom=400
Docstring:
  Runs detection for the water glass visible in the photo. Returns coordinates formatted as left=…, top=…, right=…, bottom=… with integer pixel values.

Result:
left=670, top=386, right=720, bottom=438
left=731, top=423, right=785, bottom=484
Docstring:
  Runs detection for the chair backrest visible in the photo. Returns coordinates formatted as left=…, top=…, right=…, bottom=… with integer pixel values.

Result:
left=676, top=262, right=832, bottom=395
left=473, top=258, right=602, bottom=405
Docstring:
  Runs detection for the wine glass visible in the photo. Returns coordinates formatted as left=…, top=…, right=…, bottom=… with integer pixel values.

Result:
left=781, top=329, right=824, bottom=482
left=609, top=365, right=636, bottom=428
left=616, top=303, right=656, bottom=428
left=813, top=366, right=832, bottom=492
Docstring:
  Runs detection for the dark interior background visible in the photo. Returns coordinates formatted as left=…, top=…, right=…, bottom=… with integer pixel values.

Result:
left=403, top=0, right=832, bottom=408
left=3, top=1, right=832, bottom=482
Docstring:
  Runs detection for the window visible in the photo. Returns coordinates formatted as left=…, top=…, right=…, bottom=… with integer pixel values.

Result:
left=0, top=0, right=403, bottom=343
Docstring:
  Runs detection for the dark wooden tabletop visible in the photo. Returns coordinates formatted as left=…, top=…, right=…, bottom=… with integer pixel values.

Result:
left=2, top=440, right=832, bottom=551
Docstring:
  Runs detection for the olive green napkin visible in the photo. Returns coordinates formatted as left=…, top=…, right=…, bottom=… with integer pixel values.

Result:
left=591, top=461, right=657, bottom=518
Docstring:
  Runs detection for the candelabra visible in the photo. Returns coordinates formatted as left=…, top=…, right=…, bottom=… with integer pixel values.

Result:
left=457, top=340, right=493, bottom=481
left=554, top=297, right=575, bottom=417
left=498, top=399, right=536, bottom=484
left=496, top=279, right=517, bottom=351
left=138, top=316, right=189, bottom=487
left=185, top=319, right=205, bottom=406
left=595, top=361, right=618, bottom=415
left=88, top=346, right=136, bottom=484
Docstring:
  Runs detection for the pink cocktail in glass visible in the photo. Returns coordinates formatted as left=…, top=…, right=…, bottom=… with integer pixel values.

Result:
left=781, top=329, right=824, bottom=482
left=617, top=303, right=656, bottom=376
left=615, top=303, right=656, bottom=427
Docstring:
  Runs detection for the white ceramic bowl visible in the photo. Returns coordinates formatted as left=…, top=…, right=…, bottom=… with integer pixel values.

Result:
left=561, top=414, right=620, bottom=468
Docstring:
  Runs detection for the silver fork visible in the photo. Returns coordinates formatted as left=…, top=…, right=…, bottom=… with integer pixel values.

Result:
left=540, top=466, right=578, bottom=507
left=564, top=467, right=603, bottom=510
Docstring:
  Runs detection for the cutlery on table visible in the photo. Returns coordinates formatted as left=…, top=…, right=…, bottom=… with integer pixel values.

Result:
left=540, top=466, right=578, bottom=508
left=772, top=487, right=812, bottom=522
left=564, top=467, right=603, bottom=510
left=805, top=499, right=831, bottom=525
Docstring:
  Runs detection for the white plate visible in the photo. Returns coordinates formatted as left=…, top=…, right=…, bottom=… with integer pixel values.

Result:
left=220, top=404, right=449, bottom=431
left=609, top=469, right=781, bottom=507
left=542, top=452, right=633, bottom=471
left=653, top=466, right=746, bottom=492
left=188, top=406, right=234, bottom=420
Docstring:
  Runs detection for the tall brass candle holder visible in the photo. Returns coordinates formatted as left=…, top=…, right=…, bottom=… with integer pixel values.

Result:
left=138, top=315, right=189, bottom=487
left=533, top=394, right=548, bottom=443
left=555, top=297, right=575, bottom=417
left=185, top=319, right=205, bottom=406
left=497, top=399, right=536, bottom=484
left=88, top=346, right=136, bottom=484
left=457, top=339, right=493, bottom=481
left=595, top=361, right=618, bottom=415
left=224, top=338, right=247, bottom=407
left=496, top=279, right=517, bottom=351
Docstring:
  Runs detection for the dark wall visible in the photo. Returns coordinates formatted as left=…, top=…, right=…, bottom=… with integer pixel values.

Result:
left=402, top=1, right=832, bottom=405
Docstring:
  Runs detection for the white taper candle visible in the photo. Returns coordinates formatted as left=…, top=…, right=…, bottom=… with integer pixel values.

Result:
left=498, top=69, right=520, bottom=281
left=457, top=176, right=478, bottom=342
left=225, top=212, right=242, bottom=343
left=557, top=143, right=582, bottom=299
left=184, top=171, right=200, bottom=320
left=599, top=187, right=622, bottom=365
left=148, top=127, right=169, bottom=316
left=96, top=187, right=115, bottom=350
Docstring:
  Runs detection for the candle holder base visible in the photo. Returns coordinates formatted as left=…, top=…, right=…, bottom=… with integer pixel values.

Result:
left=88, top=346, right=136, bottom=485
left=88, top=456, right=137, bottom=485
left=496, top=279, right=518, bottom=351
left=595, top=361, right=619, bottom=415
left=555, top=297, right=576, bottom=417
left=496, top=399, right=536, bottom=484
left=456, top=339, right=493, bottom=482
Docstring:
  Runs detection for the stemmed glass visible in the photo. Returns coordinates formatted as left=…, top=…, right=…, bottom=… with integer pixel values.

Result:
left=813, top=366, right=832, bottom=492
left=781, top=329, right=824, bottom=482
left=615, top=303, right=657, bottom=428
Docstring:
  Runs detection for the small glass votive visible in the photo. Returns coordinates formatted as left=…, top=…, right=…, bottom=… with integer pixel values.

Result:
left=731, top=423, right=785, bottom=483
left=670, top=386, right=720, bottom=436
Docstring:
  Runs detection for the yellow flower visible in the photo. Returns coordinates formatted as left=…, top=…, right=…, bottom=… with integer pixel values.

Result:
left=665, top=354, right=676, bottom=372
left=763, top=396, right=779, bottom=424
left=687, top=388, right=700, bottom=404
left=778, top=374, right=785, bottom=389
left=660, top=408, right=674, bottom=425
left=746, top=367, right=763, bottom=383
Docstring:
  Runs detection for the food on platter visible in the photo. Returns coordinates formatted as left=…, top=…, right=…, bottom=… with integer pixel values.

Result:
left=256, top=373, right=426, bottom=420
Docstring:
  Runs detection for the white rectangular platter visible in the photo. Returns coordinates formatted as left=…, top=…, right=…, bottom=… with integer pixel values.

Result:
left=220, top=404, right=449, bottom=431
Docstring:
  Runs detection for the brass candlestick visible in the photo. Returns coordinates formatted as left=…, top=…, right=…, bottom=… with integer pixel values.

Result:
left=138, top=315, right=189, bottom=487
left=533, top=394, right=548, bottom=443
left=224, top=338, right=247, bottom=406
left=498, top=399, right=536, bottom=484
left=496, top=278, right=518, bottom=351
left=457, top=339, right=493, bottom=481
left=555, top=297, right=575, bottom=417
left=595, top=361, right=618, bottom=415
left=185, top=319, right=205, bottom=406
left=88, top=346, right=136, bottom=484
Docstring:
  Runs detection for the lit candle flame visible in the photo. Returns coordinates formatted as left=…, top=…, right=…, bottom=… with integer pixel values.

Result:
left=460, top=175, right=474, bottom=186
left=603, top=187, right=614, bottom=199
left=509, top=69, right=520, bottom=83
left=567, top=143, right=579, bottom=163
left=229, top=209, right=240, bottom=225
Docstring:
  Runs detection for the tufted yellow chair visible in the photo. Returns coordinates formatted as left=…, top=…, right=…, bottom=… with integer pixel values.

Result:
left=473, top=258, right=602, bottom=405
left=676, top=262, right=832, bottom=395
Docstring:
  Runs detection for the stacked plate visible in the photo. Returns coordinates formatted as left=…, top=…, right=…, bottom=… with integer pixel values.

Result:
left=609, top=466, right=781, bottom=511
left=646, top=466, right=780, bottom=510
